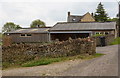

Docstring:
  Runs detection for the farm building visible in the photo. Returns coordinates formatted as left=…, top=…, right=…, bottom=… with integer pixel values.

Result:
left=4, top=22, right=117, bottom=43
left=4, top=27, right=51, bottom=43
left=4, top=12, right=117, bottom=43
left=49, top=22, right=117, bottom=41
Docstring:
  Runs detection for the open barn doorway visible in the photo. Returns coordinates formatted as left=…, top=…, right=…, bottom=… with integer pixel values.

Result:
left=51, top=33, right=89, bottom=41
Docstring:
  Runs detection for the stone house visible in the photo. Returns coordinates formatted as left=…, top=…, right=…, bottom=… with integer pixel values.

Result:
left=67, top=12, right=95, bottom=22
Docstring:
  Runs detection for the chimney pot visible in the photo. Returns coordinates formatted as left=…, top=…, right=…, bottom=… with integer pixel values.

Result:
left=68, top=12, right=70, bottom=16
left=91, top=13, right=94, bottom=16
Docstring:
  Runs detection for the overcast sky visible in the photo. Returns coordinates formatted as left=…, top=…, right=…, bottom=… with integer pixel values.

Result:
left=0, top=0, right=119, bottom=32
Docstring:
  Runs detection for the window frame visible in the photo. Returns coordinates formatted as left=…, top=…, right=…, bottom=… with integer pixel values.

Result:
left=104, top=32, right=109, bottom=35
left=20, top=34, right=32, bottom=37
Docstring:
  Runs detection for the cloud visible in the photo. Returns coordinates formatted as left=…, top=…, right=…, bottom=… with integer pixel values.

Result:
left=0, top=2, right=118, bottom=32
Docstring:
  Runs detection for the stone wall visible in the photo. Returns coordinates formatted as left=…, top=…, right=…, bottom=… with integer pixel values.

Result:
left=2, top=38, right=96, bottom=64
left=93, top=34, right=115, bottom=46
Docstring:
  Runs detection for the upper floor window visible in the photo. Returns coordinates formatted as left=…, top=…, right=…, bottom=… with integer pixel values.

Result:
left=72, top=18, right=76, bottom=21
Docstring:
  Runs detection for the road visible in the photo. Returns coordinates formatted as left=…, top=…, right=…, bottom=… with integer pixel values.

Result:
left=2, top=45, right=118, bottom=76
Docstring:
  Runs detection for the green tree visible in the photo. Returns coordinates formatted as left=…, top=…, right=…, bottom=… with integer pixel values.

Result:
left=107, top=13, right=119, bottom=25
left=107, top=18, right=118, bottom=22
left=2, top=22, right=22, bottom=33
left=94, top=2, right=109, bottom=22
left=30, top=19, right=46, bottom=28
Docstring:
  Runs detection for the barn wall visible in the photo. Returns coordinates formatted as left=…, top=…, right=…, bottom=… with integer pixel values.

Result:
left=9, top=33, right=49, bottom=43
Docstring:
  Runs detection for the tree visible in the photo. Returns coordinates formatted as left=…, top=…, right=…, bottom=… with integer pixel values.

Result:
left=94, top=2, right=109, bottom=22
left=107, top=18, right=118, bottom=22
left=2, top=22, right=22, bottom=33
left=30, top=19, right=46, bottom=28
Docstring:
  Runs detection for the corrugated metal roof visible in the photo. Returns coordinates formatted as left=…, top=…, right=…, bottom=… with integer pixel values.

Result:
left=49, top=22, right=116, bottom=31
left=6, top=28, right=50, bottom=34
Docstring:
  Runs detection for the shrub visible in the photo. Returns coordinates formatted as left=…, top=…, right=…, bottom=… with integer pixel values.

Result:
left=92, top=34, right=105, bottom=37
left=110, top=37, right=120, bottom=45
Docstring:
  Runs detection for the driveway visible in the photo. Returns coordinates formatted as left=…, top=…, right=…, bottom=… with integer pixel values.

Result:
left=59, top=45, right=118, bottom=76
left=2, top=45, right=118, bottom=76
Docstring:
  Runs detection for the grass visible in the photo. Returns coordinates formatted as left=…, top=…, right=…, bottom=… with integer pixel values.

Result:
left=2, top=53, right=104, bottom=69
left=0, top=33, right=2, bottom=38
left=3, top=53, right=104, bottom=69
left=92, top=34, right=105, bottom=37
left=0, top=42, right=2, bottom=45
left=21, top=53, right=104, bottom=67
left=21, top=58, right=63, bottom=67
left=110, top=37, right=120, bottom=45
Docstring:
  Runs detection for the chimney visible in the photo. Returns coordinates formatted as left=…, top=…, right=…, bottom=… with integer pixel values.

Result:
left=37, top=25, right=40, bottom=28
left=68, top=12, right=70, bottom=16
left=91, top=12, right=94, bottom=16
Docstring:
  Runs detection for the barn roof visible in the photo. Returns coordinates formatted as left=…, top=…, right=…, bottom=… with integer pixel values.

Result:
left=6, top=28, right=50, bottom=34
left=49, top=22, right=116, bottom=31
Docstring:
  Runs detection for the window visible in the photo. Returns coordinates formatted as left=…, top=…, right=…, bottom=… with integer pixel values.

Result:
left=104, top=32, right=109, bottom=35
left=95, top=32, right=99, bottom=34
left=95, top=32, right=102, bottom=35
left=20, top=34, right=32, bottom=37
left=72, top=18, right=76, bottom=21
left=21, top=34, right=25, bottom=36
left=27, top=34, right=32, bottom=36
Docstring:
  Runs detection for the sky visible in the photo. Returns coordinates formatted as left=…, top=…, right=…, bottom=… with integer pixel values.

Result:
left=0, top=0, right=119, bottom=32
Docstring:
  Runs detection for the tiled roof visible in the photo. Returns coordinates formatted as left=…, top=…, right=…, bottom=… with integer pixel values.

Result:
left=49, top=22, right=116, bottom=31
left=68, top=15, right=83, bottom=22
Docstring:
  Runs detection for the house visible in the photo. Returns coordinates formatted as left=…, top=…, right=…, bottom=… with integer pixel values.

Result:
left=4, top=27, right=51, bottom=43
left=49, top=22, right=117, bottom=41
left=67, top=12, right=95, bottom=22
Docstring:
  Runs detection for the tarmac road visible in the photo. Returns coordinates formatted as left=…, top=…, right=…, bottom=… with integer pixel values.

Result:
left=59, top=45, right=118, bottom=76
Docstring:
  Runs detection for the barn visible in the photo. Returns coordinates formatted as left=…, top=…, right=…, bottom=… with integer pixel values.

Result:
left=4, top=27, right=51, bottom=43
left=49, top=22, right=117, bottom=41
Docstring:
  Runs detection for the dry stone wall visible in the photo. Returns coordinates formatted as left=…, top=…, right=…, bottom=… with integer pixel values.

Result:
left=2, top=38, right=96, bottom=64
left=93, top=34, right=115, bottom=46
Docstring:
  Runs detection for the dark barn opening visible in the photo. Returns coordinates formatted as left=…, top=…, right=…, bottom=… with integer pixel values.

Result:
left=51, top=33, right=89, bottom=41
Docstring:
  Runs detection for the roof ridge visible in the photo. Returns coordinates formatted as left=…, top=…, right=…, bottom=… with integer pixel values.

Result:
left=57, top=22, right=116, bottom=24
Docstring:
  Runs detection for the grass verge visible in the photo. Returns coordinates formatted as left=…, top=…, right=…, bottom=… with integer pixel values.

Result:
left=110, top=37, right=120, bottom=45
left=3, top=53, right=104, bottom=69
left=21, top=53, right=104, bottom=67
